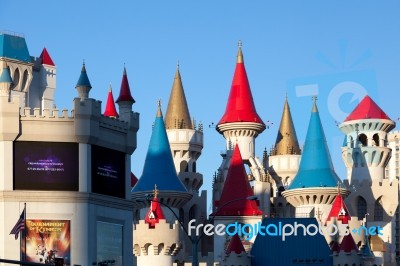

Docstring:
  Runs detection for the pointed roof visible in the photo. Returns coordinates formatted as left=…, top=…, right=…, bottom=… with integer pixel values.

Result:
left=164, top=65, right=192, bottom=129
left=131, top=102, right=187, bottom=193
left=288, top=98, right=342, bottom=189
left=330, top=241, right=340, bottom=254
left=131, top=172, right=138, bottom=187
left=226, top=234, right=245, bottom=255
left=75, top=63, right=92, bottom=88
left=0, top=66, right=12, bottom=83
left=218, top=42, right=264, bottom=126
left=116, top=67, right=135, bottom=103
left=103, top=85, right=119, bottom=118
left=273, top=97, right=301, bottom=155
left=215, top=144, right=261, bottom=216
left=360, top=235, right=374, bottom=258
left=339, top=234, right=359, bottom=253
left=325, top=194, right=351, bottom=225
left=145, top=186, right=166, bottom=228
left=39, top=47, right=55, bottom=66
left=344, top=95, right=391, bottom=122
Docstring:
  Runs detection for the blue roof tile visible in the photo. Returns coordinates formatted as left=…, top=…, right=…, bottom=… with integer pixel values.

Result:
left=75, top=63, right=92, bottom=88
left=288, top=100, right=342, bottom=189
left=0, top=33, right=31, bottom=62
left=0, top=67, right=12, bottom=83
left=132, top=105, right=187, bottom=193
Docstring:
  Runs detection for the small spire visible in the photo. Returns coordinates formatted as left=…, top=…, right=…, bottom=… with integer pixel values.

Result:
left=177, top=61, right=180, bottom=70
left=116, top=66, right=135, bottom=103
left=273, top=97, right=301, bottom=155
left=312, top=96, right=318, bottom=112
left=164, top=65, right=193, bottom=129
left=156, top=99, right=163, bottom=117
left=237, top=40, right=243, bottom=63
left=153, top=184, right=159, bottom=199
left=103, top=83, right=119, bottom=118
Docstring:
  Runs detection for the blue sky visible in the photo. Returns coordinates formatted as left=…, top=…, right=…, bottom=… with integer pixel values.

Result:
left=2, top=1, right=400, bottom=208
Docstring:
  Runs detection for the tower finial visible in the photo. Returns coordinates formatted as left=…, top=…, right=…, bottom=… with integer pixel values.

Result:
left=237, top=40, right=243, bottom=63
left=109, top=82, right=112, bottom=92
left=312, top=95, right=318, bottom=112
left=177, top=60, right=180, bottom=70
left=153, top=184, right=159, bottom=199
left=156, top=99, right=162, bottom=117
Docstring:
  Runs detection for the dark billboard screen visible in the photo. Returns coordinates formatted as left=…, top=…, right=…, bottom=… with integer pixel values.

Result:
left=14, top=141, right=79, bottom=191
left=91, top=145, right=125, bottom=198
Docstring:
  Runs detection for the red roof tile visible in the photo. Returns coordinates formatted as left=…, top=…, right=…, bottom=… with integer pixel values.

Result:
left=214, top=145, right=261, bottom=216
left=116, top=67, right=135, bottom=103
left=104, top=88, right=119, bottom=118
left=226, top=234, right=245, bottom=255
left=344, top=95, right=390, bottom=122
left=325, top=194, right=351, bottom=225
left=145, top=198, right=166, bottom=228
left=218, top=48, right=264, bottom=125
left=339, top=234, right=359, bottom=253
left=39, top=47, right=55, bottom=66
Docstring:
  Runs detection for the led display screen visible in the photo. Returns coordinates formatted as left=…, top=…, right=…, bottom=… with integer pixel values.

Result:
left=14, top=141, right=79, bottom=191
left=91, top=145, right=126, bottom=198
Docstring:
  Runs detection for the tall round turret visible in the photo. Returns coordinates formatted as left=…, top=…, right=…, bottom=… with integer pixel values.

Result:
left=339, top=95, right=395, bottom=184
left=282, top=98, right=349, bottom=219
left=216, top=41, right=265, bottom=162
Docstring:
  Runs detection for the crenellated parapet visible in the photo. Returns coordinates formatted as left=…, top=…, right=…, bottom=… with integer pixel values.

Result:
left=133, top=219, right=184, bottom=266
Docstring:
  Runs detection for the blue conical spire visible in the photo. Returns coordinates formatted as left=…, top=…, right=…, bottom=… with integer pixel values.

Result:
left=0, top=67, right=12, bottom=83
left=75, top=63, right=92, bottom=88
left=288, top=98, right=342, bottom=189
left=132, top=101, right=187, bottom=193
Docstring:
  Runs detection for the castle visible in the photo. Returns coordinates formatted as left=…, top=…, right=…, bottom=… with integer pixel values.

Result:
left=0, top=31, right=398, bottom=266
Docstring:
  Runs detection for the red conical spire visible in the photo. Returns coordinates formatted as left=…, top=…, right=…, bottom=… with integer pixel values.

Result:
left=215, top=145, right=261, bottom=216
left=226, top=234, right=246, bottom=255
left=131, top=172, right=138, bottom=188
left=40, top=47, right=55, bottom=66
left=116, top=66, right=135, bottom=103
left=145, top=185, right=166, bottom=228
left=344, top=95, right=390, bottom=122
left=103, top=85, right=119, bottom=118
left=325, top=193, right=351, bottom=225
left=339, top=234, right=359, bottom=253
left=218, top=42, right=264, bottom=126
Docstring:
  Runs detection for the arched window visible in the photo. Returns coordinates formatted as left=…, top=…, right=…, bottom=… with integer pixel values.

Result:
left=373, top=134, right=379, bottom=146
left=192, top=161, right=196, bottom=173
left=180, top=160, right=188, bottom=172
left=189, top=205, right=196, bottom=221
left=11, top=68, right=20, bottom=90
left=357, top=197, right=367, bottom=220
left=374, top=197, right=384, bottom=221
left=358, top=134, right=367, bottom=146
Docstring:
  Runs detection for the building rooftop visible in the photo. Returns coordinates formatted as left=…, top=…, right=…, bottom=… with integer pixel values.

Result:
left=0, top=32, right=31, bottom=62
left=344, top=95, right=391, bottom=122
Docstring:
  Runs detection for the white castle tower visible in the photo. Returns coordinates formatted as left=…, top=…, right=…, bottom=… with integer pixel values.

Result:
left=132, top=103, right=192, bottom=265
left=268, top=97, right=301, bottom=218
left=282, top=98, right=349, bottom=219
left=214, top=42, right=270, bottom=216
left=339, top=95, right=399, bottom=265
left=164, top=65, right=208, bottom=259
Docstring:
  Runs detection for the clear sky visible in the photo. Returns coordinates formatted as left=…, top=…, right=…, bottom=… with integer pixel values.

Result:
left=2, top=1, right=400, bottom=211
